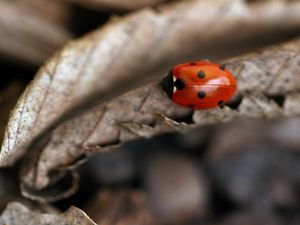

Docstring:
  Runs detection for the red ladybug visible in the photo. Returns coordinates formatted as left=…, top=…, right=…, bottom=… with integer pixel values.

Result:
left=161, top=61, right=237, bottom=109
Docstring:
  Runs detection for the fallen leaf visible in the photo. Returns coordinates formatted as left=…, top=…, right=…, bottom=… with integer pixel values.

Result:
left=283, top=93, right=300, bottom=116
left=7, top=0, right=70, bottom=26
left=0, top=168, right=58, bottom=213
left=0, top=202, right=96, bottom=225
left=0, top=169, right=23, bottom=211
left=1, top=0, right=300, bottom=200
left=66, top=0, right=168, bottom=11
left=0, top=82, right=24, bottom=144
left=0, top=0, right=72, bottom=65
left=2, top=0, right=300, bottom=169
left=21, top=37, right=300, bottom=200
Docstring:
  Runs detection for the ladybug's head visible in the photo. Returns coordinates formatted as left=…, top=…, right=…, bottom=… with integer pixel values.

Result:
left=160, top=70, right=174, bottom=98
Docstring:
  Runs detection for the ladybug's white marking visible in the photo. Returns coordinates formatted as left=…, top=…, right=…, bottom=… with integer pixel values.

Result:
left=173, top=75, right=176, bottom=93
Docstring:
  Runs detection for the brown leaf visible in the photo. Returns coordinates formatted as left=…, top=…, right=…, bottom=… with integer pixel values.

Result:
left=20, top=84, right=189, bottom=196
left=0, top=169, right=23, bottom=211
left=6, top=0, right=71, bottom=26
left=0, top=202, right=96, bottom=225
left=0, top=82, right=24, bottom=144
left=66, top=0, right=168, bottom=11
left=1, top=0, right=300, bottom=199
left=284, top=93, right=300, bottom=116
left=2, top=0, right=300, bottom=168
left=21, top=37, right=300, bottom=200
left=0, top=168, right=58, bottom=213
left=0, top=0, right=72, bottom=65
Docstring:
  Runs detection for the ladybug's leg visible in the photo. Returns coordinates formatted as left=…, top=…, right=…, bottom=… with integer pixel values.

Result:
left=219, top=64, right=226, bottom=71
left=217, top=100, right=225, bottom=109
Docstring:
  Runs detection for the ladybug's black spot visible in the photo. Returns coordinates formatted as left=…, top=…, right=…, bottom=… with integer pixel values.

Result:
left=220, top=64, right=226, bottom=71
left=160, top=70, right=174, bottom=98
left=174, top=78, right=185, bottom=90
left=188, top=104, right=195, bottom=108
left=197, top=71, right=205, bottom=78
left=198, top=91, right=206, bottom=99
left=218, top=100, right=224, bottom=108
left=190, top=62, right=197, bottom=66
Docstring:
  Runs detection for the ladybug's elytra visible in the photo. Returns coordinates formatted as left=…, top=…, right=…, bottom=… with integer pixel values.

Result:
left=161, top=61, right=237, bottom=110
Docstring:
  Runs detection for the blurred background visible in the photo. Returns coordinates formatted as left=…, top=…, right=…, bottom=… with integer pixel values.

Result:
left=1, top=0, right=300, bottom=224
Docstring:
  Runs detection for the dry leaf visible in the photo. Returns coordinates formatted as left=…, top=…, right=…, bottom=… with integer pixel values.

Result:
left=0, top=82, right=24, bottom=144
left=0, top=0, right=72, bottom=65
left=0, top=202, right=96, bottom=225
left=1, top=0, right=300, bottom=200
left=0, top=168, right=58, bottom=214
left=5, top=0, right=70, bottom=26
left=20, top=37, right=300, bottom=197
left=20, top=84, right=189, bottom=199
left=284, top=93, right=300, bottom=116
left=0, top=169, right=23, bottom=211
left=66, top=0, right=168, bottom=11
left=2, top=0, right=300, bottom=169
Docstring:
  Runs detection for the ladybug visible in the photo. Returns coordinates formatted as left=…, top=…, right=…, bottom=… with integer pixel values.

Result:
left=161, top=61, right=237, bottom=109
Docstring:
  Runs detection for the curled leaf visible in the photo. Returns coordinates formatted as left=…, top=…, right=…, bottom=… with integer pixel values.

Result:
left=66, top=0, right=168, bottom=11
left=0, top=167, right=57, bottom=213
left=2, top=0, right=300, bottom=168
left=0, top=82, right=24, bottom=144
left=1, top=0, right=300, bottom=200
left=0, top=202, right=96, bottom=225
left=21, top=37, right=300, bottom=199
left=0, top=0, right=72, bottom=65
